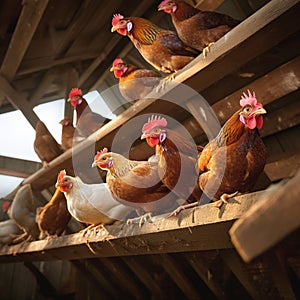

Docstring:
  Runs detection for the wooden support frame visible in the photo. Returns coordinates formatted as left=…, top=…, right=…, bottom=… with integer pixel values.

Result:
left=229, top=169, right=300, bottom=263
left=0, top=191, right=261, bottom=262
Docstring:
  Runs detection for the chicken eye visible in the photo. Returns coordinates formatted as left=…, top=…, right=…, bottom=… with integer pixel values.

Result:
left=243, top=106, right=252, bottom=114
left=153, top=128, right=160, bottom=133
left=102, top=156, right=107, bottom=161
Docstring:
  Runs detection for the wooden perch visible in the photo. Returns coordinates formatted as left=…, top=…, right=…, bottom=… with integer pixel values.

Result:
left=229, top=168, right=300, bottom=263
left=0, top=191, right=262, bottom=263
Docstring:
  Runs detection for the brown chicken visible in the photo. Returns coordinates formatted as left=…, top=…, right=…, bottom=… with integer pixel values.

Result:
left=34, top=120, right=64, bottom=167
left=92, top=148, right=178, bottom=225
left=68, top=88, right=111, bottom=137
left=110, top=58, right=162, bottom=102
left=36, top=187, right=71, bottom=238
left=172, top=90, right=267, bottom=215
left=59, top=118, right=75, bottom=150
left=141, top=115, right=202, bottom=203
left=158, top=0, right=240, bottom=56
left=111, top=14, right=199, bottom=73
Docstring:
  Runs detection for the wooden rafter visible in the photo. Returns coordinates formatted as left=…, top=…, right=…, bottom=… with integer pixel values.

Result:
left=0, top=0, right=50, bottom=107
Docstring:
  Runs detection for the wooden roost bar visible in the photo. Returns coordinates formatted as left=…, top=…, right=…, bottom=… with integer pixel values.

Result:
left=0, top=0, right=299, bottom=299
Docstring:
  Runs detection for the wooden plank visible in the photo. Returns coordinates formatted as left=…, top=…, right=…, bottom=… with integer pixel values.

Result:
left=263, top=251, right=297, bottom=300
left=0, top=75, right=40, bottom=128
left=121, top=256, right=162, bottom=296
left=0, top=0, right=49, bottom=107
left=0, top=155, right=41, bottom=178
left=265, top=152, right=300, bottom=182
left=98, top=257, right=146, bottom=299
left=159, top=253, right=201, bottom=299
left=184, top=252, right=226, bottom=299
left=0, top=192, right=262, bottom=262
left=220, top=249, right=262, bottom=299
left=29, top=69, right=57, bottom=107
left=229, top=169, right=300, bottom=263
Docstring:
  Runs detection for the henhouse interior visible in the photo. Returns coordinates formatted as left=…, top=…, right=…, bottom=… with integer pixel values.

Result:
left=0, top=0, right=299, bottom=299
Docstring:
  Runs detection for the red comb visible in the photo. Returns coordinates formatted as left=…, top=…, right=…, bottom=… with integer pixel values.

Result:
left=112, top=14, right=124, bottom=26
left=113, top=58, right=124, bottom=67
left=142, top=115, right=167, bottom=134
left=57, top=170, right=66, bottom=183
left=240, top=90, right=261, bottom=107
left=94, top=148, right=108, bottom=161
left=68, top=88, right=82, bottom=99
left=158, top=0, right=171, bottom=7
left=2, top=201, right=11, bottom=212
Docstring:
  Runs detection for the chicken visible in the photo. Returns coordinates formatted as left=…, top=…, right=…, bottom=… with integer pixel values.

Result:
left=0, top=219, right=22, bottom=246
left=59, top=117, right=75, bottom=150
left=111, top=14, right=199, bottom=73
left=141, top=115, right=202, bottom=203
left=68, top=88, right=111, bottom=137
left=158, top=0, right=240, bottom=57
left=110, top=58, right=162, bottom=102
left=34, top=120, right=64, bottom=167
left=55, top=170, right=134, bottom=235
left=36, top=187, right=71, bottom=238
left=92, top=148, right=178, bottom=225
left=172, top=90, right=267, bottom=215
left=7, top=184, right=40, bottom=242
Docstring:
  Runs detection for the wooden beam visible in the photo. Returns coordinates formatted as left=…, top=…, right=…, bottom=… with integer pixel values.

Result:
left=0, top=156, right=41, bottom=178
left=0, top=191, right=262, bottom=262
left=29, top=69, right=57, bottom=107
left=0, top=0, right=49, bottom=106
left=264, top=152, right=300, bottom=182
left=160, top=254, right=201, bottom=299
left=184, top=252, right=226, bottom=299
left=0, top=75, right=39, bottom=128
left=229, top=169, right=300, bottom=263
left=121, top=256, right=162, bottom=296
left=220, top=249, right=262, bottom=299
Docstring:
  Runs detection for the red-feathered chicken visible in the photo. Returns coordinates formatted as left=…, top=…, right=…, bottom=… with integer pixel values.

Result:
left=110, top=58, right=162, bottom=102
left=36, top=187, right=71, bottom=238
left=34, top=120, right=64, bottom=167
left=111, top=14, right=199, bottom=73
left=158, top=0, right=240, bottom=57
left=68, top=88, right=111, bottom=137
left=59, top=118, right=75, bottom=150
left=141, top=115, right=202, bottom=203
left=92, top=148, right=178, bottom=225
left=171, top=90, right=267, bottom=215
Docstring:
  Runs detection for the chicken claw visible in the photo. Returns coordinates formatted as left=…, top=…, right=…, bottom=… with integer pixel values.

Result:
left=167, top=201, right=199, bottom=218
left=127, top=213, right=153, bottom=228
left=81, top=224, right=103, bottom=237
left=215, top=191, right=239, bottom=209
left=202, top=42, right=215, bottom=58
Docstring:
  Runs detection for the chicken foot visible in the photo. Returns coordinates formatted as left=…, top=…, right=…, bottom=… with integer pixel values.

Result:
left=202, top=42, right=215, bottom=58
left=81, top=224, right=104, bottom=237
left=126, top=212, right=153, bottom=228
left=167, top=201, right=199, bottom=218
left=214, top=191, right=239, bottom=209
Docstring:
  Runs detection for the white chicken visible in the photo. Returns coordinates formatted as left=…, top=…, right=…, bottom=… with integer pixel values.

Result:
left=7, top=184, right=40, bottom=242
left=0, top=219, right=22, bottom=245
left=55, top=170, right=135, bottom=235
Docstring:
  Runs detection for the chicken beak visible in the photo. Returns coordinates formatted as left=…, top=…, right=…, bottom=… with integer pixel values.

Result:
left=109, top=66, right=114, bottom=72
left=141, top=133, right=148, bottom=140
left=157, top=6, right=164, bottom=11
left=111, top=26, right=117, bottom=32
left=254, top=107, right=267, bottom=116
left=91, top=161, right=98, bottom=168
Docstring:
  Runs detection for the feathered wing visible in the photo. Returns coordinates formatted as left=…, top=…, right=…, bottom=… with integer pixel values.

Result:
left=157, top=30, right=199, bottom=56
